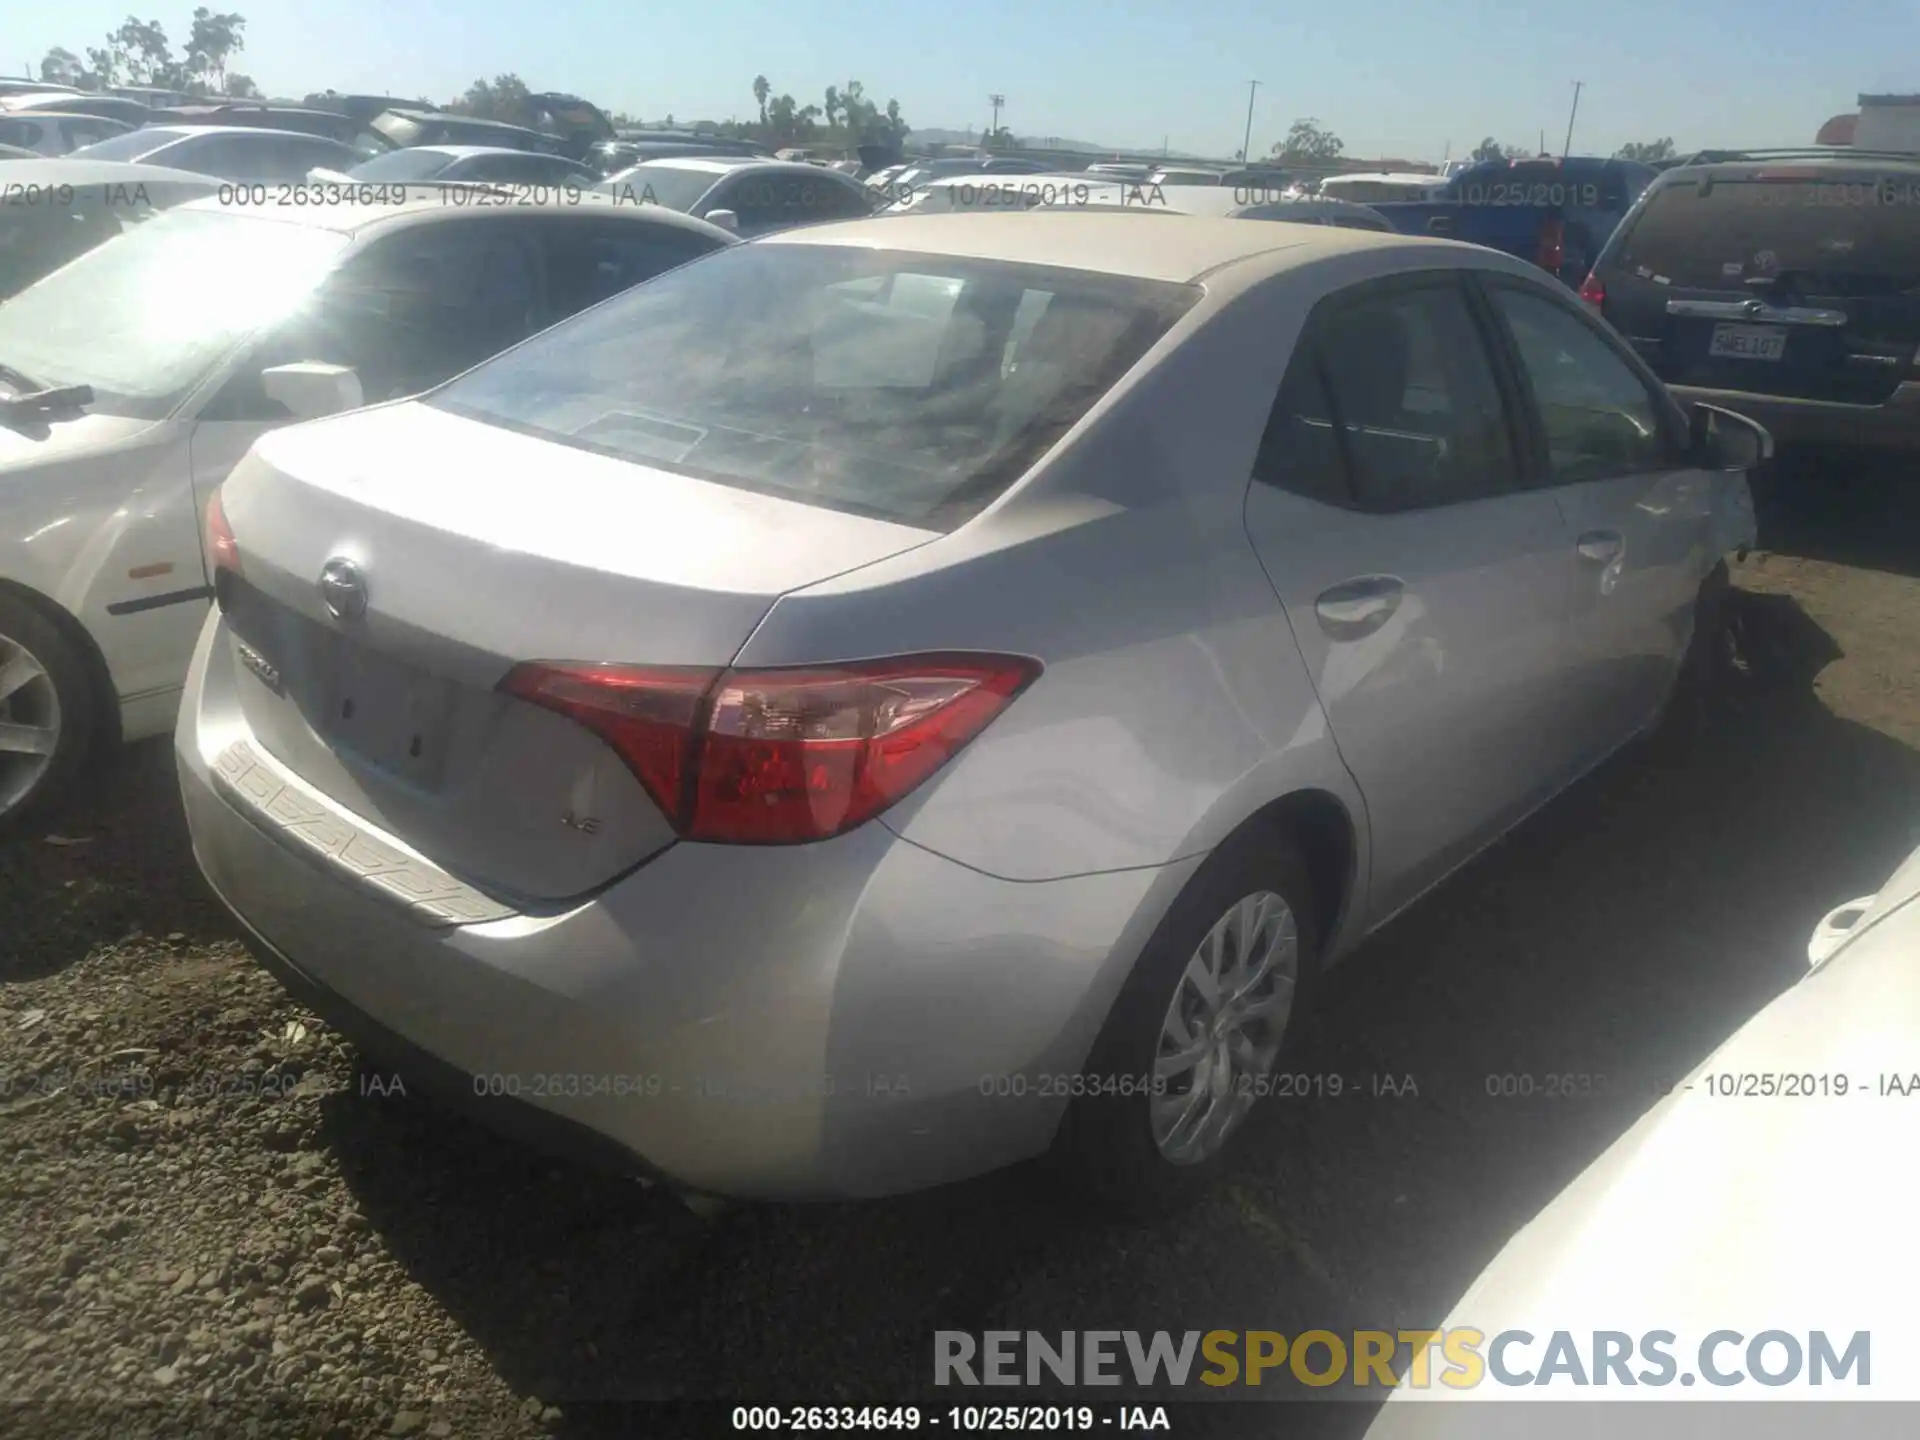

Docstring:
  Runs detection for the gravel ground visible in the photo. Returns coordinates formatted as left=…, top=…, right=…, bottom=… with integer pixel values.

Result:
left=2, top=460, right=1915, bottom=1439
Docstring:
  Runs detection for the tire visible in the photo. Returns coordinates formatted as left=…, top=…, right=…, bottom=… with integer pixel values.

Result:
left=1646, top=561, right=1731, bottom=761
left=0, top=590, right=100, bottom=837
left=1046, top=826, right=1321, bottom=1216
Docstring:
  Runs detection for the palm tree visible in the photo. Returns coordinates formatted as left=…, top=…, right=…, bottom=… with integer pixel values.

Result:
left=752, top=74, right=770, bottom=127
left=824, top=85, right=841, bottom=130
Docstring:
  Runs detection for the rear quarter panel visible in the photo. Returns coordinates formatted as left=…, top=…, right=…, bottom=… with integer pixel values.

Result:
left=731, top=255, right=1396, bottom=944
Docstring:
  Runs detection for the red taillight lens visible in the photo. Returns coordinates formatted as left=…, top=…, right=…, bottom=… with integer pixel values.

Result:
left=205, top=489, right=242, bottom=580
left=499, top=653, right=1041, bottom=845
left=1578, top=270, right=1606, bottom=312
left=499, top=663, right=716, bottom=826
left=1537, top=214, right=1565, bottom=274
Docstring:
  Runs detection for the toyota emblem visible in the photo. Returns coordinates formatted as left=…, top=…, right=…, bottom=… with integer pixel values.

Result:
left=318, top=557, right=369, bottom=622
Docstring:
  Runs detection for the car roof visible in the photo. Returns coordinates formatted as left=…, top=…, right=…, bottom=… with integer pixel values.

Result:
left=628, top=155, right=808, bottom=176
left=763, top=209, right=1445, bottom=285
left=1658, top=149, right=1920, bottom=179
left=3, top=108, right=127, bottom=122
left=171, top=187, right=737, bottom=240
left=1321, top=170, right=1441, bottom=185
left=0, top=157, right=223, bottom=189
left=407, top=145, right=574, bottom=161
left=135, top=124, right=347, bottom=145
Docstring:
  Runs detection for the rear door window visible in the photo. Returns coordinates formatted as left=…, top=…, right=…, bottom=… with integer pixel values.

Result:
left=1615, top=175, right=1920, bottom=294
left=537, top=220, right=721, bottom=316
left=1301, top=278, right=1519, bottom=512
left=720, top=172, right=871, bottom=230
left=216, top=221, right=548, bottom=416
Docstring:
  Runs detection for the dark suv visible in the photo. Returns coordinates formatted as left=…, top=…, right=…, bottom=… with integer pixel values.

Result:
left=1581, top=148, right=1920, bottom=456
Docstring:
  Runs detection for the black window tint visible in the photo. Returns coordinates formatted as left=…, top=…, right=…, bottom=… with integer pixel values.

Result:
left=1490, top=285, right=1675, bottom=482
left=726, top=173, right=870, bottom=228
left=540, top=222, right=717, bottom=316
left=1617, top=176, right=1920, bottom=291
left=1252, top=343, right=1349, bottom=505
left=213, top=224, right=546, bottom=418
left=1316, top=282, right=1517, bottom=511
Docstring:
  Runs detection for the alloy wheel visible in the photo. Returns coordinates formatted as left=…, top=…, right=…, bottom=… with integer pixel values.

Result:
left=0, top=629, right=62, bottom=817
left=1150, top=889, right=1299, bottom=1165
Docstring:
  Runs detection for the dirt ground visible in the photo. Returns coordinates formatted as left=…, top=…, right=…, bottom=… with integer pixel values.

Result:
left=1, top=459, right=1915, bottom=1439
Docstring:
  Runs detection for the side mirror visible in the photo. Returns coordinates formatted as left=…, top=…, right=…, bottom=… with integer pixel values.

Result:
left=704, top=208, right=740, bottom=232
left=1689, top=402, right=1773, bottom=472
left=261, top=362, right=364, bottom=420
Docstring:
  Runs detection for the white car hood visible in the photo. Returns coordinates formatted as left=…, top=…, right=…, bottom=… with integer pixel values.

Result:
left=0, top=411, right=159, bottom=479
left=1373, top=850, right=1920, bottom=1419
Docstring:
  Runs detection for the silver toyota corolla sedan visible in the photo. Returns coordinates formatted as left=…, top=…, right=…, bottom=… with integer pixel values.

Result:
left=176, top=213, right=1765, bottom=1207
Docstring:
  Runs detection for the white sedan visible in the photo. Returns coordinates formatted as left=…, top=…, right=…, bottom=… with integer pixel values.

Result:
left=0, top=192, right=734, bottom=830
left=1366, top=837, right=1920, bottom=1426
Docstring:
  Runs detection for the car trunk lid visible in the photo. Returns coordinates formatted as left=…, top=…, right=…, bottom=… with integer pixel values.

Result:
left=214, top=400, right=937, bottom=905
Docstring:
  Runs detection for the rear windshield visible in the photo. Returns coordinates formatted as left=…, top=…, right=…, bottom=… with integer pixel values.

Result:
left=348, top=148, right=456, bottom=180
left=69, top=129, right=170, bottom=162
left=1615, top=175, right=1920, bottom=292
left=596, top=162, right=723, bottom=212
left=428, top=242, right=1200, bottom=527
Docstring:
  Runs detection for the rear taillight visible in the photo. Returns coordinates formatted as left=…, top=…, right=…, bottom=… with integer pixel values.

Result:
left=1537, top=214, right=1565, bottom=275
left=1578, top=270, right=1606, bottom=313
left=500, top=653, right=1041, bottom=845
left=205, top=489, right=242, bottom=581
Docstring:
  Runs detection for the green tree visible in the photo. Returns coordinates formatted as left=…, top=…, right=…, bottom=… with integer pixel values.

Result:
left=1273, top=117, right=1344, bottom=162
left=450, top=73, right=533, bottom=124
left=39, top=47, right=85, bottom=86
left=823, top=85, right=841, bottom=129
left=1615, top=137, right=1676, bottom=162
left=225, top=71, right=259, bottom=98
left=752, top=74, right=770, bottom=126
left=109, top=17, right=176, bottom=85
left=1469, top=136, right=1530, bottom=163
left=184, top=7, right=246, bottom=93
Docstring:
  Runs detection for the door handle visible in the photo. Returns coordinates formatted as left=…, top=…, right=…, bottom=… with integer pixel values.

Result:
left=1576, top=530, right=1624, bottom=564
left=1314, top=575, right=1404, bottom=640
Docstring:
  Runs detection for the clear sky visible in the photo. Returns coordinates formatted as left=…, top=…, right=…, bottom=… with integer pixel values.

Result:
left=12, top=0, right=1914, bottom=161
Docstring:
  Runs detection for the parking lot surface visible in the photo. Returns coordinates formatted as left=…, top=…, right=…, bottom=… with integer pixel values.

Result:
left=1, top=460, right=1914, bottom=1438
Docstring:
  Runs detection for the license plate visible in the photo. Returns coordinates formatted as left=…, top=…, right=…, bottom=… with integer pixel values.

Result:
left=1708, top=323, right=1788, bottom=361
left=322, top=636, right=456, bottom=785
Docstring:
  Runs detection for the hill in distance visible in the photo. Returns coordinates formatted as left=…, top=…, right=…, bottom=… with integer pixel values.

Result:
left=909, top=125, right=1212, bottom=159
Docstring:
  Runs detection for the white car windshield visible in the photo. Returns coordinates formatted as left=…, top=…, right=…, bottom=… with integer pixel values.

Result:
left=429, top=242, right=1199, bottom=527
left=0, top=204, right=350, bottom=418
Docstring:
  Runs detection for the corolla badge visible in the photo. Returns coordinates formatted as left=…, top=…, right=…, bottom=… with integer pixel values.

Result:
left=318, top=557, right=369, bottom=621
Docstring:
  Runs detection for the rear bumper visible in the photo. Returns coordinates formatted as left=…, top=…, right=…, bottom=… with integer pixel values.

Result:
left=177, top=611, right=1191, bottom=1200
left=1668, top=380, right=1920, bottom=456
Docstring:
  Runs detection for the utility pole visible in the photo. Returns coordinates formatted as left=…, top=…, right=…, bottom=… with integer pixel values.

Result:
left=1562, top=81, right=1583, bottom=158
left=1241, top=80, right=1260, bottom=165
left=987, top=93, right=1005, bottom=147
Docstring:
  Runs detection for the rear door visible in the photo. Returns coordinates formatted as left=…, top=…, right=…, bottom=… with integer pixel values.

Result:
left=1476, top=273, right=1707, bottom=757
left=1241, top=272, right=1586, bottom=924
left=1599, top=167, right=1920, bottom=402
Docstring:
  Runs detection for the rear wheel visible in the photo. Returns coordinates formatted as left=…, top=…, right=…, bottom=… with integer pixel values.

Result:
left=1047, top=829, right=1319, bottom=1215
left=0, top=592, right=98, bottom=836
